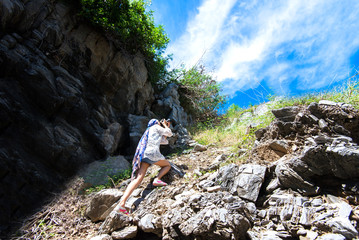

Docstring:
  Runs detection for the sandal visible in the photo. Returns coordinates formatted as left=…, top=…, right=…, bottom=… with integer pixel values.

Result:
left=117, top=206, right=129, bottom=215
left=153, top=179, right=168, bottom=187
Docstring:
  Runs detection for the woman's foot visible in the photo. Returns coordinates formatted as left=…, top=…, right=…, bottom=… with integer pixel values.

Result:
left=116, top=206, right=129, bottom=215
left=153, top=178, right=168, bottom=187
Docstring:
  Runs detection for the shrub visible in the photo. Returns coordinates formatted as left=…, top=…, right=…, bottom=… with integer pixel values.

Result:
left=168, top=64, right=227, bottom=122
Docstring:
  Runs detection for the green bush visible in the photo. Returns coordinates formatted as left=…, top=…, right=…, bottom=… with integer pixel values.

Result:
left=79, top=0, right=168, bottom=54
left=167, top=64, right=227, bottom=122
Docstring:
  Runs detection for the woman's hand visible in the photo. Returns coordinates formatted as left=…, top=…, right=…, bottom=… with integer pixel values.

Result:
left=160, top=119, right=170, bottom=128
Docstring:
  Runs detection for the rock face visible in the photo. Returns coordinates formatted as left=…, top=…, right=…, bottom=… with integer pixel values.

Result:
left=0, top=0, right=189, bottom=233
left=86, top=100, right=359, bottom=240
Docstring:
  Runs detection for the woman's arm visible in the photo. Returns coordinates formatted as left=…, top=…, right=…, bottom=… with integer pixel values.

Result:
left=160, top=136, right=169, bottom=145
left=159, top=119, right=173, bottom=137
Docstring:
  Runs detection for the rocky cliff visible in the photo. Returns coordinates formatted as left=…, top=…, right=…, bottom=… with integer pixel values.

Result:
left=0, top=0, right=189, bottom=234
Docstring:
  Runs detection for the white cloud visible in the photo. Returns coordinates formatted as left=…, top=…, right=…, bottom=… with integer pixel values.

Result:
left=166, top=0, right=237, bottom=68
left=169, top=0, right=359, bottom=98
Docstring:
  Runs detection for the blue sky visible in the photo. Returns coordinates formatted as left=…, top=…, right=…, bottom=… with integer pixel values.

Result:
left=149, top=0, right=359, bottom=108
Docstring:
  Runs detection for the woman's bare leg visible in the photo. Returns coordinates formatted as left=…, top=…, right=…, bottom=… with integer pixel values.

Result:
left=154, top=159, right=171, bottom=181
left=118, top=162, right=150, bottom=208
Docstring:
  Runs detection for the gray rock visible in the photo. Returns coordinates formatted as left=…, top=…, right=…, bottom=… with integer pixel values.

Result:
left=271, top=106, right=300, bottom=122
left=225, top=118, right=239, bottom=130
left=198, top=179, right=214, bottom=189
left=280, top=204, right=294, bottom=221
left=319, top=100, right=338, bottom=106
left=193, top=144, right=207, bottom=152
left=305, top=230, right=319, bottom=240
left=163, top=84, right=189, bottom=126
left=86, top=189, right=123, bottom=222
left=247, top=230, right=260, bottom=240
left=266, top=177, right=281, bottom=193
left=269, top=140, right=288, bottom=155
left=258, top=210, right=267, bottom=218
left=79, top=155, right=130, bottom=188
left=213, top=154, right=227, bottom=164
left=327, top=217, right=358, bottom=239
left=90, top=234, right=112, bottom=240
left=296, top=229, right=307, bottom=236
left=275, top=160, right=319, bottom=195
left=0, top=0, right=24, bottom=30
left=101, top=122, right=124, bottom=155
left=260, top=230, right=282, bottom=240
left=178, top=207, right=250, bottom=239
left=207, top=186, right=221, bottom=192
left=233, top=164, right=266, bottom=202
left=138, top=214, right=156, bottom=233
left=111, top=226, right=138, bottom=239
left=326, top=194, right=343, bottom=204
left=317, top=233, right=345, bottom=240
left=299, top=207, right=311, bottom=227
left=314, top=212, right=334, bottom=222
left=127, top=114, right=149, bottom=153
left=311, top=198, right=323, bottom=207
left=318, top=119, right=328, bottom=129
left=337, top=201, right=352, bottom=218
left=99, top=211, right=132, bottom=234
left=255, top=128, right=267, bottom=140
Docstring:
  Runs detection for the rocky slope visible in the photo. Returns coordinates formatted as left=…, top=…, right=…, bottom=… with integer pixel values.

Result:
left=0, top=0, right=189, bottom=235
left=16, top=100, right=358, bottom=239
left=84, top=101, right=358, bottom=240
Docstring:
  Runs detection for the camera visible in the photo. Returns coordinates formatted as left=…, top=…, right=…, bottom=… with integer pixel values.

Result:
left=160, top=118, right=171, bottom=127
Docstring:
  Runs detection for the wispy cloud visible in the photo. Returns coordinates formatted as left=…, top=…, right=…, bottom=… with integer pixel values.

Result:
left=166, top=0, right=237, bottom=68
left=168, top=0, right=359, bottom=98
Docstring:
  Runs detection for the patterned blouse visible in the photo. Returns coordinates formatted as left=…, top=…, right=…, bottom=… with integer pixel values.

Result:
left=143, top=124, right=173, bottom=161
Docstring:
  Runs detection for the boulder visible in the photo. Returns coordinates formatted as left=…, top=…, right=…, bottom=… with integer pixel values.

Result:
left=193, top=143, right=207, bottom=152
left=271, top=106, right=301, bottom=122
left=326, top=217, right=358, bottom=239
left=98, top=211, right=132, bottom=235
left=86, top=189, right=123, bottom=222
left=79, top=156, right=130, bottom=188
left=216, top=164, right=266, bottom=202
left=111, top=226, right=138, bottom=239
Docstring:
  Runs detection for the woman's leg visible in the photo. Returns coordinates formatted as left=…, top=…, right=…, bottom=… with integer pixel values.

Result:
left=154, top=159, right=171, bottom=181
left=118, top=162, right=150, bottom=208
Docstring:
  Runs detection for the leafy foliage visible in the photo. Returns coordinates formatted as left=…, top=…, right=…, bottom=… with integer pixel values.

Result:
left=168, top=64, right=227, bottom=122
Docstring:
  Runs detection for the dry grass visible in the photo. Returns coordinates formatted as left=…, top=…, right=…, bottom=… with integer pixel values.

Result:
left=12, top=178, right=100, bottom=240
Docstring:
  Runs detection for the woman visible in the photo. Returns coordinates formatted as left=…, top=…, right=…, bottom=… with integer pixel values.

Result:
left=116, top=119, right=173, bottom=214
